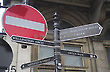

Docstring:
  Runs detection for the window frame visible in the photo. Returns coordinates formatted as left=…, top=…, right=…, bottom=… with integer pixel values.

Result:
left=36, top=41, right=87, bottom=72
left=62, top=42, right=85, bottom=68
left=105, top=46, right=110, bottom=68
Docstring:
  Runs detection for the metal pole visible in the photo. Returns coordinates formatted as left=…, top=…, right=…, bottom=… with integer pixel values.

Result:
left=24, top=0, right=28, bottom=4
left=0, top=0, right=8, bottom=8
left=53, top=12, right=62, bottom=72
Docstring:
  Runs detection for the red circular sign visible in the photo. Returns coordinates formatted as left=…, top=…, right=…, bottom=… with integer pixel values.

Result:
left=3, top=4, right=48, bottom=40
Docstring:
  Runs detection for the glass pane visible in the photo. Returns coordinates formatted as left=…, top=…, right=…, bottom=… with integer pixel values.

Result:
left=106, top=47, right=110, bottom=67
left=65, top=70, right=86, bottom=72
left=39, top=70, right=54, bottom=72
left=64, top=45, right=83, bottom=67
left=39, top=46, right=54, bottom=65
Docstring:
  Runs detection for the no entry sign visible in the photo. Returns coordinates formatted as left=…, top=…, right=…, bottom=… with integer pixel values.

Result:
left=3, top=4, right=48, bottom=40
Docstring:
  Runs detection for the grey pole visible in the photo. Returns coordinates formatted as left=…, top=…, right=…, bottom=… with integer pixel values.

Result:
left=53, top=12, right=62, bottom=72
left=24, top=0, right=28, bottom=4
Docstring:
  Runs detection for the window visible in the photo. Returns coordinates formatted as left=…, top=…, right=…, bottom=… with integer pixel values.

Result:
left=39, top=70, right=85, bottom=72
left=39, top=70, right=54, bottom=72
left=39, top=45, right=83, bottom=67
left=64, top=45, right=83, bottom=67
left=39, top=46, right=54, bottom=65
left=38, top=44, right=84, bottom=72
left=65, top=70, right=86, bottom=72
left=106, top=47, right=110, bottom=67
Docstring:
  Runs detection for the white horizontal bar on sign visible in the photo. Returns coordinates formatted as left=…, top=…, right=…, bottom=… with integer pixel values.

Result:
left=5, top=16, right=45, bottom=31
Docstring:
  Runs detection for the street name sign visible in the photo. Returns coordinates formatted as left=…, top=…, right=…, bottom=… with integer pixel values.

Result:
left=2, top=4, right=48, bottom=40
left=21, top=56, right=55, bottom=69
left=60, top=50, right=97, bottom=58
left=60, top=23, right=103, bottom=41
left=11, top=36, right=60, bottom=47
left=21, top=49, right=97, bottom=69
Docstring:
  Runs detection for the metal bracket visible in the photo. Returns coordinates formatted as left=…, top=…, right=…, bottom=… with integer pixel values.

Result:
left=0, top=6, right=8, bottom=8
left=0, top=33, right=7, bottom=38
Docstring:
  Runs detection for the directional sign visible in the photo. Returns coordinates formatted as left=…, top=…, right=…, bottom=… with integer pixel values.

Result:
left=60, top=23, right=103, bottom=41
left=3, top=4, right=48, bottom=40
left=60, top=50, right=97, bottom=58
left=11, top=36, right=60, bottom=47
left=21, top=56, right=55, bottom=69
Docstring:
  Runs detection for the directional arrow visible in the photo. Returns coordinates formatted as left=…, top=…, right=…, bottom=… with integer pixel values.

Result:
left=21, top=49, right=97, bottom=70
left=60, top=50, right=97, bottom=59
left=11, top=36, right=60, bottom=47
left=21, top=56, right=55, bottom=69
left=60, top=23, right=103, bottom=41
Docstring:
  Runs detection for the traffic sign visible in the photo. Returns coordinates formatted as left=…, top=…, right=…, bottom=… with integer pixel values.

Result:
left=21, top=56, right=55, bottom=69
left=60, top=23, right=103, bottom=41
left=0, top=38, right=13, bottom=71
left=60, top=50, right=97, bottom=58
left=2, top=4, right=48, bottom=40
left=11, top=36, right=60, bottom=47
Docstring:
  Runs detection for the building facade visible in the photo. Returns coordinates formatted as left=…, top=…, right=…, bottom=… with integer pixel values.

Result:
left=2, top=0, right=110, bottom=72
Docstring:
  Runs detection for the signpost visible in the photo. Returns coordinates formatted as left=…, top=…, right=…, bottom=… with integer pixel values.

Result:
left=60, top=23, right=103, bottom=41
left=20, top=49, right=97, bottom=69
left=2, top=4, right=48, bottom=40
left=21, top=56, right=55, bottom=69
left=53, top=12, right=62, bottom=72
left=11, top=36, right=60, bottom=47
left=2, top=4, right=103, bottom=72
left=20, top=13, right=102, bottom=71
left=60, top=49, right=97, bottom=58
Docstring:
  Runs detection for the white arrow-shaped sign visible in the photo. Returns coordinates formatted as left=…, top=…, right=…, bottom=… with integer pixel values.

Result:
left=60, top=23, right=103, bottom=41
